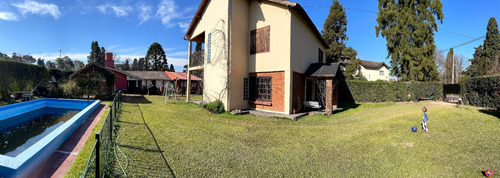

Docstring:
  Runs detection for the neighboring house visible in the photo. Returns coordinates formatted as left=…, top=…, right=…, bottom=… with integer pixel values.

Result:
left=343, top=60, right=390, bottom=81
left=125, top=71, right=172, bottom=94
left=165, top=71, right=203, bottom=94
left=184, top=0, right=343, bottom=114
left=103, top=52, right=201, bottom=94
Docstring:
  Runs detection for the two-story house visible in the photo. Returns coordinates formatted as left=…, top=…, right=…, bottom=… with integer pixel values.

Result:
left=184, top=0, right=343, bottom=115
left=343, top=60, right=390, bottom=81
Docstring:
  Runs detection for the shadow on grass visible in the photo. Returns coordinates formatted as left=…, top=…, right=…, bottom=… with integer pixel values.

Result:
left=478, top=109, right=500, bottom=119
left=335, top=102, right=361, bottom=114
left=136, top=103, right=176, bottom=178
left=118, top=144, right=165, bottom=153
left=122, top=95, right=152, bottom=104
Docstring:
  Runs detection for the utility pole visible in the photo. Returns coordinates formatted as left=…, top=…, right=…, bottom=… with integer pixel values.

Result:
left=59, top=50, right=61, bottom=58
left=452, top=49, right=455, bottom=84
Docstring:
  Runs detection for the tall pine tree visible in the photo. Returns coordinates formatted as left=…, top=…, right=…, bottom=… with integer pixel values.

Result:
left=322, top=0, right=355, bottom=62
left=87, top=41, right=105, bottom=65
left=138, top=58, right=145, bottom=71
left=376, top=0, right=443, bottom=81
left=132, top=58, right=138, bottom=70
left=467, top=17, right=500, bottom=76
left=145, top=42, right=168, bottom=71
left=169, top=64, right=175, bottom=72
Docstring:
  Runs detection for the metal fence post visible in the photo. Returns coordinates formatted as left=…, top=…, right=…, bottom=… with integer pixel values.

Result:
left=95, top=133, right=100, bottom=178
left=110, top=104, right=113, bottom=143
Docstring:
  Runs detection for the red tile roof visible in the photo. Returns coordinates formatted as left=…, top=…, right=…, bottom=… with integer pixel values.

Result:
left=165, top=71, right=202, bottom=81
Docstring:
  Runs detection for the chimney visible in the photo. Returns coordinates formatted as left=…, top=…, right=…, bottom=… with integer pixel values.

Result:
left=105, top=53, right=114, bottom=68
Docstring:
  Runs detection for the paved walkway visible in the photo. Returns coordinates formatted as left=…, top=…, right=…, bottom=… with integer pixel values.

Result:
left=28, top=103, right=108, bottom=178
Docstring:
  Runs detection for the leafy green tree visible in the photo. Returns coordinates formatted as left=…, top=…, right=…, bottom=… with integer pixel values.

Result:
left=169, top=64, right=175, bottom=72
left=37, top=58, right=45, bottom=66
left=145, top=42, right=168, bottom=71
left=55, top=57, right=65, bottom=69
left=138, top=58, right=145, bottom=71
left=63, top=56, right=74, bottom=71
left=444, top=48, right=458, bottom=84
left=46, top=61, right=56, bottom=68
left=344, top=59, right=363, bottom=79
left=375, top=0, right=443, bottom=81
left=74, top=60, right=84, bottom=70
left=87, top=41, right=105, bottom=65
left=322, top=0, right=356, bottom=62
left=467, top=17, right=500, bottom=76
left=123, top=59, right=131, bottom=70
left=131, top=58, right=138, bottom=70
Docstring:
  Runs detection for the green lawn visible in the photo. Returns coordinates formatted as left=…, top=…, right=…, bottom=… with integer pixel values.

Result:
left=109, top=95, right=499, bottom=177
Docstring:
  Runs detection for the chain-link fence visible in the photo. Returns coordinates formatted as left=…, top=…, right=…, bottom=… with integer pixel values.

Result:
left=81, top=90, right=122, bottom=178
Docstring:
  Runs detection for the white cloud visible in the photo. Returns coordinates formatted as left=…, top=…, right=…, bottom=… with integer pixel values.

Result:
left=97, top=4, right=132, bottom=17
left=12, top=1, right=61, bottom=19
left=167, top=57, right=188, bottom=68
left=156, top=0, right=180, bottom=27
left=178, top=22, right=189, bottom=33
left=0, top=12, right=18, bottom=21
left=138, top=5, right=152, bottom=24
left=166, top=51, right=188, bottom=57
left=32, top=52, right=88, bottom=62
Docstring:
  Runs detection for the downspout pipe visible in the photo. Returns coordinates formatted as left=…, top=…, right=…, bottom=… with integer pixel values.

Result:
left=226, top=0, right=232, bottom=111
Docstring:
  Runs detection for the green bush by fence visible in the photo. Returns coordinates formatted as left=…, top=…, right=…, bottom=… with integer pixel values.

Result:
left=0, top=59, right=49, bottom=100
left=340, top=80, right=443, bottom=103
left=463, top=75, right=500, bottom=109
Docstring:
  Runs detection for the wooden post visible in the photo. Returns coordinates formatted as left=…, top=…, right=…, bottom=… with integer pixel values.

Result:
left=95, top=133, right=100, bottom=178
left=186, top=40, right=192, bottom=102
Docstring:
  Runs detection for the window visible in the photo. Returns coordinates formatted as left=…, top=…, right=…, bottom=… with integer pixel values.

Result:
left=181, top=81, right=186, bottom=87
left=318, top=49, right=324, bottom=63
left=207, top=32, right=211, bottom=63
left=192, top=83, right=197, bottom=88
left=258, top=77, right=272, bottom=101
left=249, top=76, right=272, bottom=102
left=379, top=70, right=384, bottom=76
left=250, top=26, right=270, bottom=54
left=243, top=78, right=249, bottom=100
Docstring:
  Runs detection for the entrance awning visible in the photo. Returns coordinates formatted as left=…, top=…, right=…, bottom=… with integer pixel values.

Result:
left=303, top=63, right=341, bottom=78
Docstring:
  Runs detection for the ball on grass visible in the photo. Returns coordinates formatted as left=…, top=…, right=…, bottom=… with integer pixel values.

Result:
left=411, top=126, right=417, bottom=132
left=486, top=169, right=493, bottom=177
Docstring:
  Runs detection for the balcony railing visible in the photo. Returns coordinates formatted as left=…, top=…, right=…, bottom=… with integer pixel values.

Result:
left=190, top=50, right=204, bottom=68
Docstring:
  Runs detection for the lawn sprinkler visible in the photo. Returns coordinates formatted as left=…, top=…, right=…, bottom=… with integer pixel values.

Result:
left=485, top=169, right=493, bottom=177
left=411, top=126, right=417, bottom=132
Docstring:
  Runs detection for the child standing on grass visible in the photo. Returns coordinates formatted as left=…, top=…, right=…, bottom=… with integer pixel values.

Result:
left=422, top=107, right=429, bottom=134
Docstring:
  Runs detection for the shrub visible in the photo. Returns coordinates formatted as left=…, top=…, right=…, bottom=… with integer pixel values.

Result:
left=340, top=80, right=442, bottom=103
left=61, top=80, right=83, bottom=98
left=463, top=75, right=500, bottom=109
left=0, top=59, right=48, bottom=101
left=205, top=100, right=225, bottom=114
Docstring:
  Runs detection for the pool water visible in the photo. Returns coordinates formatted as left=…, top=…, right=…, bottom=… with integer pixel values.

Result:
left=0, top=107, right=80, bottom=157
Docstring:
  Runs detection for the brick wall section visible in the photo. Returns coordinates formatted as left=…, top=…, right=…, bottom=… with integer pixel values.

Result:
left=325, top=79, right=333, bottom=114
left=249, top=71, right=285, bottom=112
left=333, top=79, right=338, bottom=109
left=292, top=72, right=305, bottom=111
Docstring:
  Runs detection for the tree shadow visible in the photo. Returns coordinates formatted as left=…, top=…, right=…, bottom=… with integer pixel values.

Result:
left=334, top=102, right=360, bottom=114
left=122, top=95, right=152, bottom=104
left=478, top=109, right=500, bottom=119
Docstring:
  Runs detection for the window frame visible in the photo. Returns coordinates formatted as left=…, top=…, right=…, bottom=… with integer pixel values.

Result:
left=318, top=48, right=324, bottom=63
left=379, top=70, right=384, bottom=76
left=207, top=32, right=211, bottom=63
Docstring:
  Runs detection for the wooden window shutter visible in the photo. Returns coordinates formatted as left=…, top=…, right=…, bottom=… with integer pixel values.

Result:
left=250, top=26, right=270, bottom=54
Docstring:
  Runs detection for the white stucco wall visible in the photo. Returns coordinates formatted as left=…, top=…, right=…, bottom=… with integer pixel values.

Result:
left=359, top=66, right=389, bottom=81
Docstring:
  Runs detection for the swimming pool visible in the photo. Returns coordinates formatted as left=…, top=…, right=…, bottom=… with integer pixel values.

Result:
left=0, top=98, right=100, bottom=177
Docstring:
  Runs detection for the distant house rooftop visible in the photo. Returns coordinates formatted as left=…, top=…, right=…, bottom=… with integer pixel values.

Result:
left=125, top=71, right=172, bottom=80
left=344, top=60, right=389, bottom=69
left=165, top=71, right=202, bottom=81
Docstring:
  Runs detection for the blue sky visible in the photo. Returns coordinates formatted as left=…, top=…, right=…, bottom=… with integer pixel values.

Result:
left=0, top=0, right=498, bottom=72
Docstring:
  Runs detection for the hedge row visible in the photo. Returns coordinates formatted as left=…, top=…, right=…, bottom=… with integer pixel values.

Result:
left=463, top=75, right=500, bottom=109
left=0, top=59, right=49, bottom=100
left=339, top=80, right=443, bottom=103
